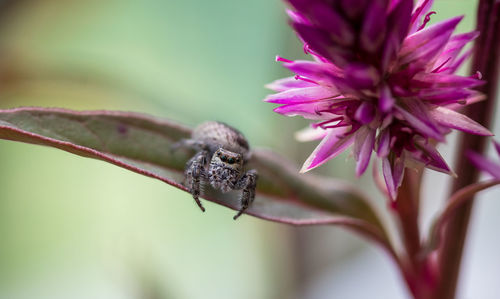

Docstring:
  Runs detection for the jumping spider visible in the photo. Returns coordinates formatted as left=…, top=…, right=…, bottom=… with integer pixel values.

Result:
left=174, top=121, right=258, bottom=220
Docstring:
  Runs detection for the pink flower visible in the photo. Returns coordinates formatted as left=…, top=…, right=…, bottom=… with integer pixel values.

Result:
left=265, top=0, right=492, bottom=199
left=468, top=140, right=500, bottom=179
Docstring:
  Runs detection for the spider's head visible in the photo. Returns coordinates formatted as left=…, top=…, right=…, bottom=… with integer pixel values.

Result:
left=209, top=148, right=244, bottom=192
left=211, top=148, right=244, bottom=172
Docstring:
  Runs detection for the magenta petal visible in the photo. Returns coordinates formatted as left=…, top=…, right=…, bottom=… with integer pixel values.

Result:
left=409, top=0, right=434, bottom=34
left=381, top=32, right=400, bottom=72
left=340, top=0, right=368, bottom=19
left=265, top=76, right=316, bottom=92
left=309, top=3, right=355, bottom=46
left=293, top=23, right=353, bottom=67
left=467, top=151, right=500, bottom=179
left=430, top=107, right=493, bottom=136
left=274, top=101, right=334, bottom=120
left=401, top=33, right=451, bottom=66
left=379, top=85, right=395, bottom=112
left=287, top=0, right=314, bottom=13
left=395, top=104, right=444, bottom=141
left=283, top=60, right=341, bottom=84
left=412, top=73, right=484, bottom=89
left=417, top=88, right=476, bottom=104
left=400, top=16, right=462, bottom=61
left=353, top=126, right=369, bottom=160
left=360, top=1, right=388, bottom=53
left=444, top=92, right=486, bottom=110
left=344, top=63, right=380, bottom=89
left=377, top=129, right=391, bottom=157
left=295, top=126, right=328, bottom=142
left=386, top=0, right=413, bottom=46
left=382, top=155, right=405, bottom=200
left=286, top=9, right=309, bottom=24
left=433, top=31, right=479, bottom=70
left=354, top=127, right=376, bottom=177
left=413, top=139, right=452, bottom=174
left=354, top=102, right=376, bottom=124
left=300, top=129, right=355, bottom=172
left=446, top=48, right=473, bottom=73
left=264, top=86, right=338, bottom=104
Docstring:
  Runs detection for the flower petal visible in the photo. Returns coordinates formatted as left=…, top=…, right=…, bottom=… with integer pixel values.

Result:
left=265, top=76, right=316, bottom=92
left=293, top=23, right=354, bottom=67
left=382, top=154, right=405, bottom=200
left=413, top=138, right=453, bottom=174
left=283, top=60, right=341, bottom=84
left=344, top=63, right=381, bottom=89
left=395, top=103, right=444, bottom=141
left=300, top=128, right=355, bottom=172
left=354, top=102, right=376, bottom=124
left=467, top=151, right=500, bottom=179
left=273, top=101, right=334, bottom=120
left=340, top=0, right=369, bottom=19
left=429, top=107, right=493, bottom=136
left=444, top=92, right=486, bottom=110
left=400, top=16, right=462, bottom=65
left=295, top=126, right=328, bottom=142
left=386, top=0, right=413, bottom=47
left=309, top=3, right=355, bottom=46
left=411, top=73, right=484, bottom=89
left=381, top=0, right=413, bottom=71
left=377, top=129, right=391, bottom=157
left=264, top=86, right=339, bottom=104
left=446, top=48, right=473, bottom=73
left=360, top=1, right=388, bottom=53
left=380, top=85, right=395, bottom=112
left=433, top=31, right=479, bottom=71
left=417, top=88, right=477, bottom=104
left=286, top=9, right=309, bottom=25
left=354, top=127, right=376, bottom=177
left=409, top=0, right=434, bottom=33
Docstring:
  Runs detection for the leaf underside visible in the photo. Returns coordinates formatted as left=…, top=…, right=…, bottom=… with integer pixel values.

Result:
left=0, top=107, right=389, bottom=246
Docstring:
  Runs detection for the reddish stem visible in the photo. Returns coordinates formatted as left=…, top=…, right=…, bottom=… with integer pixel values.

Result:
left=436, top=1, right=500, bottom=298
left=394, top=169, right=422, bottom=262
left=393, top=168, right=428, bottom=298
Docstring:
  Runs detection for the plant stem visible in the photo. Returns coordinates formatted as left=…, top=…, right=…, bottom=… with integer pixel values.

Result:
left=395, top=168, right=422, bottom=263
left=436, top=1, right=500, bottom=298
left=394, top=168, right=425, bottom=298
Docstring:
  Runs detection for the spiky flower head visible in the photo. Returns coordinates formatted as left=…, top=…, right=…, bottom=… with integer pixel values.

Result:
left=265, top=0, right=492, bottom=199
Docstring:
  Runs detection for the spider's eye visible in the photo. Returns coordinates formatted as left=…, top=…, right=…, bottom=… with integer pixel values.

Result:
left=217, top=152, right=221, bottom=156
left=221, top=155, right=227, bottom=162
left=235, top=157, right=240, bottom=163
left=228, top=157, right=235, bottom=164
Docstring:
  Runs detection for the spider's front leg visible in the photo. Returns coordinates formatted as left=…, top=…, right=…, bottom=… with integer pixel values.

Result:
left=233, top=169, right=258, bottom=220
left=185, top=149, right=210, bottom=212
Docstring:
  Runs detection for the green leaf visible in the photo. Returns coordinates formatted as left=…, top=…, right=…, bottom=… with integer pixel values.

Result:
left=0, top=107, right=393, bottom=253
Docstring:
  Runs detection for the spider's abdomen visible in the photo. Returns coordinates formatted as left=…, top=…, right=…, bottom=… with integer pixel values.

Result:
left=192, top=121, right=249, bottom=155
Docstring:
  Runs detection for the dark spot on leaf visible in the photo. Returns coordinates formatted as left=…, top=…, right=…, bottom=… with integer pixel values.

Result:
left=117, top=123, right=128, bottom=135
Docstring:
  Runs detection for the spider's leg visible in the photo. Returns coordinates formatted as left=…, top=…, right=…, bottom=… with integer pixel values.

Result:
left=233, top=169, right=258, bottom=220
left=185, top=149, right=210, bottom=212
left=171, top=139, right=207, bottom=153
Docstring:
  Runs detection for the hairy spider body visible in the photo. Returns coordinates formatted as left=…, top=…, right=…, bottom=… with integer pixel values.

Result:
left=175, top=121, right=258, bottom=220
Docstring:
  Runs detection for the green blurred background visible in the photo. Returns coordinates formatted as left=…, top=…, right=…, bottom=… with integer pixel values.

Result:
left=2, top=1, right=497, bottom=299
